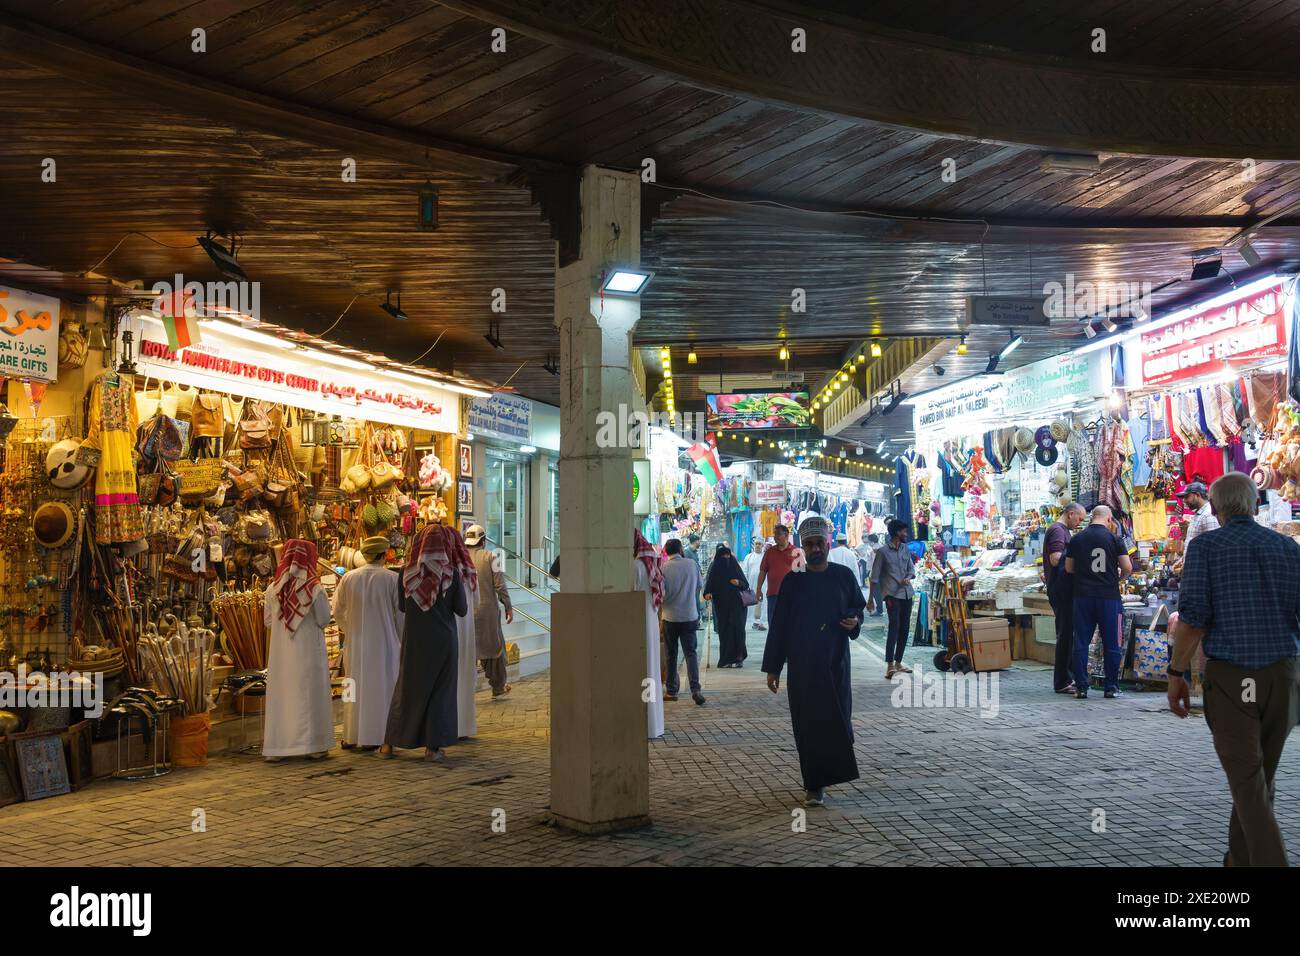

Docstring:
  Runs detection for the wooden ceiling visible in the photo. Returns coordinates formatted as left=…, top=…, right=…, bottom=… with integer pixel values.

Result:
left=788, top=0, right=1300, bottom=74
left=1, top=0, right=1300, bottom=414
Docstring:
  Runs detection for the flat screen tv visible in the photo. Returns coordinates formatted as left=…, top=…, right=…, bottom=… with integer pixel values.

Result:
left=705, top=391, right=811, bottom=430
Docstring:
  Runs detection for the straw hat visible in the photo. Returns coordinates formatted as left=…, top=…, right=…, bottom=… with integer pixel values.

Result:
left=32, top=501, right=75, bottom=549
left=1014, top=427, right=1036, bottom=455
left=1049, top=419, right=1071, bottom=443
left=46, top=438, right=92, bottom=489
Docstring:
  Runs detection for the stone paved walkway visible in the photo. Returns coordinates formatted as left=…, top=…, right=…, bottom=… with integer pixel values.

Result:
left=5, top=615, right=1296, bottom=866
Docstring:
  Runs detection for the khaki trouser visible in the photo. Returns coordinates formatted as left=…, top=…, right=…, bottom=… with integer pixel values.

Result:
left=481, top=651, right=508, bottom=696
left=1203, top=657, right=1300, bottom=866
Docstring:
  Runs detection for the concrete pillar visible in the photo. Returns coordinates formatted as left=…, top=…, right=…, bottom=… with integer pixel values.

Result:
left=550, top=166, right=650, bottom=833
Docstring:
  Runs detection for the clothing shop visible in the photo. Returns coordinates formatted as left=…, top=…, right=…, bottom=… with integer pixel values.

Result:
left=0, top=295, right=483, bottom=803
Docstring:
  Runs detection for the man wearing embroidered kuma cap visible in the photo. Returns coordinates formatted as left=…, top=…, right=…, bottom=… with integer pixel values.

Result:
left=763, top=515, right=866, bottom=807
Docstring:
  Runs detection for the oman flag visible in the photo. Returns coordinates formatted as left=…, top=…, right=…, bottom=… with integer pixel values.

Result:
left=155, top=289, right=201, bottom=351
left=687, top=438, right=722, bottom=486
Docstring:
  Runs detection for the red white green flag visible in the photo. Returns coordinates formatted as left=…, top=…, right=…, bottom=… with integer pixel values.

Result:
left=155, top=289, right=201, bottom=351
left=687, top=439, right=722, bottom=486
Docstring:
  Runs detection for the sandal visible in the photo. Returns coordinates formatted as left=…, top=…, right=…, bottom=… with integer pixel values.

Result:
left=423, top=749, right=446, bottom=763
left=377, top=745, right=395, bottom=759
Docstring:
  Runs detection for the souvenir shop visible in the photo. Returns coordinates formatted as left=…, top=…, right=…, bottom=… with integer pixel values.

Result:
left=0, top=297, right=472, bottom=802
left=903, top=274, right=1300, bottom=680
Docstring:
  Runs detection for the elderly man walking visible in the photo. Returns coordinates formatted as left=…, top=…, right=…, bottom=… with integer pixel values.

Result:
left=1169, top=472, right=1300, bottom=867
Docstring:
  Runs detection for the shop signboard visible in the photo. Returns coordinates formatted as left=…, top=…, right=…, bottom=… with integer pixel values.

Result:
left=911, top=378, right=1006, bottom=435
left=1003, top=350, right=1109, bottom=416
left=0, top=285, right=59, bottom=383
left=130, top=316, right=458, bottom=433
left=755, top=480, right=786, bottom=506
left=468, top=392, right=532, bottom=442
left=633, top=459, right=651, bottom=516
left=1138, top=282, right=1287, bottom=388
left=966, top=295, right=1051, bottom=327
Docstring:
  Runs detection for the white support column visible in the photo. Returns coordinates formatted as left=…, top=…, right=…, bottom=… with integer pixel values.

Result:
left=550, top=165, right=650, bottom=833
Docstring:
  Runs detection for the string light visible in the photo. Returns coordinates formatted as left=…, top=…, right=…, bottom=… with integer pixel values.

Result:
left=871, top=341, right=882, bottom=358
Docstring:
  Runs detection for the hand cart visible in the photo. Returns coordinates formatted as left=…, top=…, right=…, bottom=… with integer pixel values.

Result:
left=933, top=567, right=974, bottom=674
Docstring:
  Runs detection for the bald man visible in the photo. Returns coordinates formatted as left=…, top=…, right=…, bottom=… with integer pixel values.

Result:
left=1064, top=506, right=1133, bottom=700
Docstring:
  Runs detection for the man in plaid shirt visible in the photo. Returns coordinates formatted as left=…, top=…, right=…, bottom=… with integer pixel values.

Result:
left=1169, top=472, right=1300, bottom=866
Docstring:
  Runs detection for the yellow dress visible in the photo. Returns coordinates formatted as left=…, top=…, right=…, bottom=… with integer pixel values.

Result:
left=85, top=373, right=144, bottom=545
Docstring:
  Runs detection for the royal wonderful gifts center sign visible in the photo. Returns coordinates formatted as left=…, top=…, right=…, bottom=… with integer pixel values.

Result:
left=1139, top=282, right=1287, bottom=388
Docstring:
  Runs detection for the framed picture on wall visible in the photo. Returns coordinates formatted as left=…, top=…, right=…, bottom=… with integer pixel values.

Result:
left=456, top=478, right=473, bottom=515
left=458, top=441, right=473, bottom=478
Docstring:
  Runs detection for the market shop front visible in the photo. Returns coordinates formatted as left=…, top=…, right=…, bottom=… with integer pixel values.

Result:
left=900, top=275, right=1298, bottom=691
left=0, top=295, right=488, bottom=801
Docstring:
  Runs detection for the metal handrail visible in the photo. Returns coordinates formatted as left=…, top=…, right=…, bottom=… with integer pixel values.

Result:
left=485, top=536, right=559, bottom=590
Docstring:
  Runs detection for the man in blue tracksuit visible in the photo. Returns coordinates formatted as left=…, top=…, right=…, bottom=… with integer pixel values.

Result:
left=1064, top=505, right=1132, bottom=699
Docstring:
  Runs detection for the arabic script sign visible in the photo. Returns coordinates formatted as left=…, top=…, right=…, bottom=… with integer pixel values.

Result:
left=468, top=393, right=532, bottom=442
left=0, top=285, right=60, bottom=383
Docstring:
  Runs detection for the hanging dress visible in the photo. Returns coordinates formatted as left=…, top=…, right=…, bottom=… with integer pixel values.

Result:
left=85, top=373, right=144, bottom=545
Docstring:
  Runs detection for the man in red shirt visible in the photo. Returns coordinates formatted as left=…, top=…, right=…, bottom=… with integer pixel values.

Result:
left=756, top=525, right=802, bottom=629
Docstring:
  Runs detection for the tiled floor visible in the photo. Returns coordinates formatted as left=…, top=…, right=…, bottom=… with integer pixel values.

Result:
left=5, top=614, right=1295, bottom=866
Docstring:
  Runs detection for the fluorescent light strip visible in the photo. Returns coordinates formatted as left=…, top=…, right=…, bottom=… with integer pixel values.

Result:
left=310, top=350, right=375, bottom=371
left=201, top=319, right=299, bottom=350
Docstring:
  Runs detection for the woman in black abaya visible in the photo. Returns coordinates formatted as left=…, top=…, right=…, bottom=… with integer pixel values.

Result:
left=704, top=544, right=750, bottom=667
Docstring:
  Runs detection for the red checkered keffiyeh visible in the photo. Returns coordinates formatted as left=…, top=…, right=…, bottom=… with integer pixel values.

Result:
left=633, top=529, right=663, bottom=609
left=402, top=524, right=477, bottom=611
left=271, top=539, right=321, bottom=633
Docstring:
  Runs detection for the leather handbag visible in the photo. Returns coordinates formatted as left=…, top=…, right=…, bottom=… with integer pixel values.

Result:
left=739, top=588, right=759, bottom=607
left=239, top=401, right=272, bottom=450
left=191, top=393, right=225, bottom=439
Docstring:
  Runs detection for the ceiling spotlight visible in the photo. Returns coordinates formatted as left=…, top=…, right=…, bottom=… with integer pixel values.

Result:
left=1101, top=315, right=1118, bottom=333
left=601, top=267, right=653, bottom=295
left=197, top=231, right=246, bottom=281
left=1083, top=322, right=1097, bottom=339
left=419, top=180, right=439, bottom=230
left=934, top=365, right=946, bottom=376
left=870, top=341, right=882, bottom=358
left=779, top=344, right=789, bottom=361
left=999, top=331, right=1024, bottom=360
left=1190, top=248, right=1222, bottom=281
left=1131, top=301, right=1149, bottom=323
left=957, top=335, right=967, bottom=355
left=688, top=344, right=697, bottom=364
left=1238, top=239, right=1261, bottom=268
left=381, top=291, right=409, bottom=322
left=484, top=318, right=504, bottom=350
